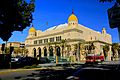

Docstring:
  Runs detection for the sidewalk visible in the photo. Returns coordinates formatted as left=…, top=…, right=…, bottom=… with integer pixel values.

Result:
left=102, top=60, right=120, bottom=65
left=0, top=67, right=47, bottom=75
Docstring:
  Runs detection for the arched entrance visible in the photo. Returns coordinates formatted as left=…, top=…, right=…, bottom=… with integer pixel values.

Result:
left=33, top=48, right=36, bottom=58
left=38, top=47, right=41, bottom=58
left=49, top=46, right=53, bottom=57
left=56, top=46, right=61, bottom=57
left=43, top=47, right=47, bottom=57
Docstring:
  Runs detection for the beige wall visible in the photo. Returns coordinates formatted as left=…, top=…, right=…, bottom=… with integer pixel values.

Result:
left=25, top=13, right=112, bottom=62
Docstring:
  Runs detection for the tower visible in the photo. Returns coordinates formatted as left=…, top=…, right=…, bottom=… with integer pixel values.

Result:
left=102, top=28, right=106, bottom=34
left=29, top=24, right=36, bottom=37
left=68, top=10, right=78, bottom=27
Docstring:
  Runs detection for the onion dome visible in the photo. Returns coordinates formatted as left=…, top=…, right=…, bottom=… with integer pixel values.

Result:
left=68, top=11, right=78, bottom=22
left=29, top=25, right=36, bottom=33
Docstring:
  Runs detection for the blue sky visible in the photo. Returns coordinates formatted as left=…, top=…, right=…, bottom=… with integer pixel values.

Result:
left=0, top=0, right=119, bottom=44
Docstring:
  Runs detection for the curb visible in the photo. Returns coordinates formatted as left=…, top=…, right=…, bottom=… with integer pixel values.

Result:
left=0, top=68, right=47, bottom=75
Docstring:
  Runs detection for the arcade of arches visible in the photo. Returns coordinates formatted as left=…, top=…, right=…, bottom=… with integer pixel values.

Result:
left=32, top=46, right=62, bottom=58
left=30, top=42, right=112, bottom=62
left=31, top=44, right=84, bottom=61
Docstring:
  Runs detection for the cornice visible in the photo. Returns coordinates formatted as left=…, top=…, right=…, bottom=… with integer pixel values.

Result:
left=26, top=28, right=83, bottom=40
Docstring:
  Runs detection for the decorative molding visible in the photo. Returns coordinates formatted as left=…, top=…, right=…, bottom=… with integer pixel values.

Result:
left=26, top=39, right=85, bottom=47
left=26, top=28, right=83, bottom=40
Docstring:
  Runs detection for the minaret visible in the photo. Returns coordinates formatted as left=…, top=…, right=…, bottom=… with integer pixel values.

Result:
left=68, top=10, right=78, bottom=27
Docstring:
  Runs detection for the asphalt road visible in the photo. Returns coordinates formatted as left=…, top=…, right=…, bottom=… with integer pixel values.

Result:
left=0, top=62, right=120, bottom=80
left=0, top=66, right=78, bottom=80
left=0, top=69, right=37, bottom=80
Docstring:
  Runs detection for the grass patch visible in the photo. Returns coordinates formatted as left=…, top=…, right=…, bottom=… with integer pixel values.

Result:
left=23, top=64, right=38, bottom=69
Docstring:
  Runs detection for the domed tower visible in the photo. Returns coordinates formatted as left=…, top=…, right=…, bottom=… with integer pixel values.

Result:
left=68, top=10, right=78, bottom=27
left=29, top=24, right=36, bottom=37
left=102, top=28, right=106, bottom=34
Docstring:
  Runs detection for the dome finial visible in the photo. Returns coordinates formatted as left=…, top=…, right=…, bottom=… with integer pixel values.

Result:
left=68, top=10, right=78, bottom=22
left=32, top=23, right=34, bottom=27
left=72, top=9, right=74, bottom=14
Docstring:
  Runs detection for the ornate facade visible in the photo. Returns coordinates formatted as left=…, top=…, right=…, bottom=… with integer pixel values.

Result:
left=25, top=12, right=112, bottom=62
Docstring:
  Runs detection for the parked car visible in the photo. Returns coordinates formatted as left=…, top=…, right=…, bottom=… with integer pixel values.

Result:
left=85, top=54, right=104, bottom=64
left=11, top=56, right=38, bottom=68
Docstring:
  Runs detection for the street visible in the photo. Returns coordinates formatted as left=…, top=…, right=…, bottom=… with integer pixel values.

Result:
left=0, top=61, right=120, bottom=80
left=0, top=69, right=37, bottom=80
left=0, top=64, right=79, bottom=80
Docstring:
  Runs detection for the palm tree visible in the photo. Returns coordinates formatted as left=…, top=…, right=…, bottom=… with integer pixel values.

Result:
left=60, top=39, right=66, bottom=57
left=53, top=42, right=58, bottom=64
left=72, top=44, right=77, bottom=62
left=77, top=42, right=84, bottom=62
left=12, top=47, right=28, bottom=57
left=103, top=44, right=110, bottom=60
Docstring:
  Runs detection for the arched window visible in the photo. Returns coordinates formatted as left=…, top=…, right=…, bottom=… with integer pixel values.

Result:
left=56, top=46, right=61, bottom=57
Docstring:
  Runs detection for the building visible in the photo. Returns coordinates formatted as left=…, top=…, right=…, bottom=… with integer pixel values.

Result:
left=0, top=42, right=26, bottom=57
left=25, top=12, right=112, bottom=62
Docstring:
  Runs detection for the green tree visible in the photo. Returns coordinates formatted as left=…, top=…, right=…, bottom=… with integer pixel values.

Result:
left=99, top=0, right=120, bottom=3
left=99, top=0, right=120, bottom=41
left=112, top=43, right=119, bottom=60
left=22, top=48, right=29, bottom=56
left=0, top=0, right=35, bottom=41
left=103, top=45, right=110, bottom=60
left=13, top=47, right=28, bottom=56
left=5, top=47, right=10, bottom=54
left=89, top=43, right=95, bottom=54
left=14, top=48, right=21, bottom=56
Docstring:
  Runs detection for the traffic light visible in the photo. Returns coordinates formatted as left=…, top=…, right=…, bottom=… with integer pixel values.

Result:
left=1, top=43, right=5, bottom=51
left=10, top=47, right=14, bottom=54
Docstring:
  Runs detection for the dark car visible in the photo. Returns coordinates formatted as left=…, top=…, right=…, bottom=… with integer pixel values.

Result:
left=11, top=56, right=38, bottom=68
left=66, top=66, right=120, bottom=80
